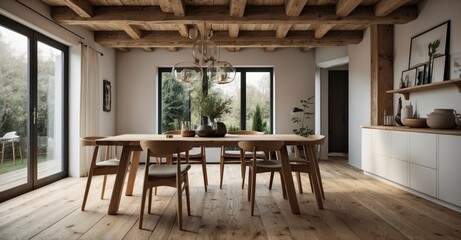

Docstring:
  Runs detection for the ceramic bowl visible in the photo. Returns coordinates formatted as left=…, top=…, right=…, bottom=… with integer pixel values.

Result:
left=402, top=118, right=428, bottom=128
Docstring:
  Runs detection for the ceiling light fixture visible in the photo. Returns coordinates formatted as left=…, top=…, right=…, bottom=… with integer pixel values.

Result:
left=172, top=25, right=235, bottom=84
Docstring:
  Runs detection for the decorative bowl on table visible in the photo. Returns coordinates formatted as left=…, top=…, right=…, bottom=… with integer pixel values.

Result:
left=402, top=118, right=428, bottom=128
left=196, top=125, right=216, bottom=137
left=181, top=130, right=196, bottom=137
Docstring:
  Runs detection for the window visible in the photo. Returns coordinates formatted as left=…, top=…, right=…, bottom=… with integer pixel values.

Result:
left=158, top=67, right=273, bottom=133
left=0, top=15, right=68, bottom=201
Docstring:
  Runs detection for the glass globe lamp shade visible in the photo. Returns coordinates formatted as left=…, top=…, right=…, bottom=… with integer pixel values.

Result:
left=192, top=39, right=217, bottom=63
left=172, top=62, right=203, bottom=84
left=207, top=61, right=236, bottom=84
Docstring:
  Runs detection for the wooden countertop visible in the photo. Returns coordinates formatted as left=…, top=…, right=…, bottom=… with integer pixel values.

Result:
left=361, top=125, right=461, bottom=136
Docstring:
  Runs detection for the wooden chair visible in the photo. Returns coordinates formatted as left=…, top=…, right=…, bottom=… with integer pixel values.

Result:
left=270, top=135, right=326, bottom=208
left=220, top=130, right=266, bottom=189
left=139, top=140, right=193, bottom=230
left=81, top=136, right=120, bottom=211
left=238, top=140, right=287, bottom=216
left=0, top=131, right=23, bottom=165
left=163, top=130, right=208, bottom=192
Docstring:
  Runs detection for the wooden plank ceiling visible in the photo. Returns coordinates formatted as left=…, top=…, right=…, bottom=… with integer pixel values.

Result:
left=42, top=0, right=420, bottom=52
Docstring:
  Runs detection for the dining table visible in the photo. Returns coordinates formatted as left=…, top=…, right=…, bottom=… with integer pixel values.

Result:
left=96, top=133, right=324, bottom=215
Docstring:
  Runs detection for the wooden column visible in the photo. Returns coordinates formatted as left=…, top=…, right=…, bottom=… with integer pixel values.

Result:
left=370, top=25, right=394, bottom=126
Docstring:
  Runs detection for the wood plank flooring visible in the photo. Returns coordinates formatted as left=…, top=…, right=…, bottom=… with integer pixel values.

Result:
left=1, top=160, right=461, bottom=240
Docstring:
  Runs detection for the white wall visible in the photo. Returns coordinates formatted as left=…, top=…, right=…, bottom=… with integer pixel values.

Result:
left=116, top=48, right=316, bottom=136
left=1, top=0, right=117, bottom=177
left=394, top=0, right=461, bottom=117
left=348, top=28, right=371, bottom=169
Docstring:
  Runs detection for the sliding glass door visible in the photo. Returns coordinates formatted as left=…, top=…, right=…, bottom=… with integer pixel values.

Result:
left=0, top=15, right=68, bottom=201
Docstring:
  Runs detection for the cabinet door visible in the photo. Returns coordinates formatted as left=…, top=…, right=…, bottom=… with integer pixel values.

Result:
left=409, top=132, right=437, bottom=169
left=389, top=158, right=409, bottom=186
left=374, top=129, right=390, bottom=156
left=410, top=163, right=437, bottom=197
left=390, top=131, right=408, bottom=161
left=361, top=129, right=374, bottom=173
left=374, top=154, right=389, bottom=178
left=438, top=135, right=461, bottom=207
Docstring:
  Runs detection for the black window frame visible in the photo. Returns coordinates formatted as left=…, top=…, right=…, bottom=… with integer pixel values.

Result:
left=158, top=67, right=273, bottom=133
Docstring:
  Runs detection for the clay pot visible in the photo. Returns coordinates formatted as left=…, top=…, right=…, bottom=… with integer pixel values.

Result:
left=427, top=109, right=456, bottom=129
left=196, top=125, right=216, bottom=137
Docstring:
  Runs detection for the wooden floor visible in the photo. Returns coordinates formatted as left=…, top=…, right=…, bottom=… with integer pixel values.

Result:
left=1, top=160, right=461, bottom=240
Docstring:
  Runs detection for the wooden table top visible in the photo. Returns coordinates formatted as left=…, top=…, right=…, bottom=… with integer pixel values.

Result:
left=96, top=133, right=324, bottom=147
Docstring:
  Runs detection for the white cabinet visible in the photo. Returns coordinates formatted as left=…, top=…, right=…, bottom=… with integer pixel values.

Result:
left=438, top=135, right=461, bottom=207
left=361, top=127, right=461, bottom=208
left=408, top=132, right=437, bottom=197
left=389, top=131, right=409, bottom=186
left=361, top=128, right=373, bottom=173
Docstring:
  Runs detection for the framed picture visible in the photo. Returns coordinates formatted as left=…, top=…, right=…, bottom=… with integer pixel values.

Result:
left=402, top=68, right=417, bottom=88
left=415, top=64, right=426, bottom=85
left=432, top=55, right=446, bottom=83
left=409, top=21, right=450, bottom=69
left=103, top=80, right=111, bottom=112
left=451, top=53, right=461, bottom=79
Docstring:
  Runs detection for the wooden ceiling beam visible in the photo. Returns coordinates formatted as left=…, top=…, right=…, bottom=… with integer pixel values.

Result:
left=177, top=24, right=189, bottom=37
left=374, top=0, right=413, bottom=17
left=63, top=0, right=93, bottom=18
left=276, top=24, right=292, bottom=38
left=116, top=47, right=130, bottom=52
left=170, top=0, right=186, bottom=16
left=158, top=0, right=173, bottom=13
left=265, top=47, right=276, bottom=52
left=315, top=24, right=334, bottom=38
left=230, top=0, right=247, bottom=17
left=94, top=30, right=363, bottom=48
left=51, top=5, right=418, bottom=26
left=285, top=0, right=308, bottom=16
left=167, top=47, right=178, bottom=52
left=227, top=47, right=241, bottom=52
left=300, top=47, right=313, bottom=52
left=143, top=47, right=154, bottom=52
left=229, top=24, right=240, bottom=38
left=336, top=0, right=363, bottom=17
left=121, top=24, right=142, bottom=39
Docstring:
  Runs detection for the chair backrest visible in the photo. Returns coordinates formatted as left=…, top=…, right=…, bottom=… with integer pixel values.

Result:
left=140, top=140, right=194, bottom=158
left=307, top=135, right=326, bottom=145
left=228, top=130, right=264, bottom=135
left=238, top=140, right=285, bottom=153
left=2, top=131, right=18, bottom=139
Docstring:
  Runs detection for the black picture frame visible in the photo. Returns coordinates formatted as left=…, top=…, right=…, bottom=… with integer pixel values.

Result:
left=402, top=68, right=417, bottom=88
left=103, top=80, right=111, bottom=112
left=408, top=21, right=450, bottom=72
left=432, top=55, right=446, bottom=83
left=415, top=64, right=426, bottom=85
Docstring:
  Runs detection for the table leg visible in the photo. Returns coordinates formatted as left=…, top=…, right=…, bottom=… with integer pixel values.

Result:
left=304, top=145, right=323, bottom=209
left=108, top=146, right=131, bottom=215
left=125, top=150, right=141, bottom=196
left=279, top=146, right=300, bottom=214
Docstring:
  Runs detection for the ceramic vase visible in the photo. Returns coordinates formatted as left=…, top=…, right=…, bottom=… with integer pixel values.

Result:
left=427, top=109, right=456, bottom=129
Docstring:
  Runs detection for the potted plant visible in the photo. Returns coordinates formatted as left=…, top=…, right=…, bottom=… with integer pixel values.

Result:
left=291, top=96, right=314, bottom=157
left=191, top=87, right=232, bottom=136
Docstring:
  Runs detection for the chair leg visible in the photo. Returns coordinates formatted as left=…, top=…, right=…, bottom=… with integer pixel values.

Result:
left=81, top=173, right=93, bottom=211
left=12, top=141, right=16, bottom=165
left=185, top=174, right=191, bottom=216
left=315, top=162, right=326, bottom=199
left=269, top=172, right=274, bottom=190
left=148, top=187, right=153, bottom=214
left=280, top=171, right=287, bottom=199
left=219, top=157, right=225, bottom=189
left=139, top=186, right=148, bottom=229
left=201, top=156, right=208, bottom=192
left=308, top=173, right=314, bottom=193
left=177, top=182, right=183, bottom=230
left=250, top=168, right=257, bottom=216
left=247, top=167, right=252, bottom=201
left=296, top=172, right=303, bottom=194
left=101, top=175, right=107, bottom=199
left=241, top=160, right=247, bottom=189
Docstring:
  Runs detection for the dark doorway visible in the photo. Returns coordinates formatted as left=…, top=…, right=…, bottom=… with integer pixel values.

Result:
left=328, top=70, right=349, bottom=153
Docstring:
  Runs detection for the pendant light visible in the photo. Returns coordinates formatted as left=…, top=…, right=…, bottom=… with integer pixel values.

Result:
left=172, top=61, right=203, bottom=84
left=207, top=60, right=236, bottom=84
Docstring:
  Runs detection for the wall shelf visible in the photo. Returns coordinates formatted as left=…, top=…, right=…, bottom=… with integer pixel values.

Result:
left=387, top=79, right=461, bottom=100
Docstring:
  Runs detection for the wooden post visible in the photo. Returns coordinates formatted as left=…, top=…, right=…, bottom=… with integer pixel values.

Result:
left=370, top=25, right=394, bottom=126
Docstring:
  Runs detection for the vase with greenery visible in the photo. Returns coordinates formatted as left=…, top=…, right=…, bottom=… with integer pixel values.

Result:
left=191, top=86, right=232, bottom=127
left=291, top=96, right=314, bottom=137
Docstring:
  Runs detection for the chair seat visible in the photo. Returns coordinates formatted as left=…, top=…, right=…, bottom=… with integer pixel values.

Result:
left=254, top=160, right=282, bottom=169
left=223, top=150, right=266, bottom=159
left=148, top=164, right=191, bottom=178
left=95, top=159, right=120, bottom=167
